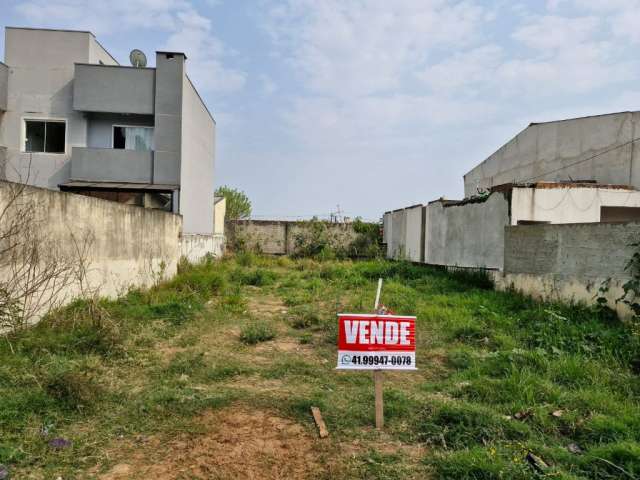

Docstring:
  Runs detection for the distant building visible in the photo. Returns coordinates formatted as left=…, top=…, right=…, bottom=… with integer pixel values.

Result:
left=0, top=27, right=216, bottom=235
left=384, top=111, right=640, bottom=270
left=464, top=111, right=640, bottom=197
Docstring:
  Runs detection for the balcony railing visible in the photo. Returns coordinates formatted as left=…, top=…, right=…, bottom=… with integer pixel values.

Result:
left=70, top=147, right=153, bottom=183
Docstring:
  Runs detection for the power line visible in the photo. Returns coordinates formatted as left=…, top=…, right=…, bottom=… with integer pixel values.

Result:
left=522, top=137, right=640, bottom=183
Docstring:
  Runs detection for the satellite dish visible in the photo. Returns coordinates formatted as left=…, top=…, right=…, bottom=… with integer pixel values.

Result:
left=129, top=49, right=147, bottom=68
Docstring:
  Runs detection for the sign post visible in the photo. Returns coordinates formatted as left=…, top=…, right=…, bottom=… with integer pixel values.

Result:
left=373, top=278, right=384, bottom=430
left=336, top=278, right=417, bottom=430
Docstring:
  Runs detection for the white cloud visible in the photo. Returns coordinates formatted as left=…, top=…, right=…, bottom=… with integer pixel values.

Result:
left=266, top=0, right=491, bottom=97
left=418, top=45, right=503, bottom=93
left=163, top=7, right=246, bottom=93
left=14, top=0, right=245, bottom=93
left=512, top=15, right=600, bottom=50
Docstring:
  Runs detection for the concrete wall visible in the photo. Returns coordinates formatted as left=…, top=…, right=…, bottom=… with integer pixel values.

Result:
left=0, top=181, right=182, bottom=321
left=180, top=234, right=225, bottom=262
left=214, top=197, right=226, bottom=235
left=70, top=147, right=153, bottom=183
left=180, top=74, right=215, bottom=234
left=383, top=206, right=423, bottom=261
left=499, top=222, right=640, bottom=317
left=382, top=211, right=392, bottom=246
left=86, top=113, right=154, bottom=149
left=389, top=209, right=407, bottom=259
left=73, top=64, right=155, bottom=115
left=464, top=112, right=640, bottom=196
left=226, top=220, right=360, bottom=256
left=0, top=62, right=7, bottom=112
left=427, top=193, right=510, bottom=269
left=405, top=206, right=424, bottom=262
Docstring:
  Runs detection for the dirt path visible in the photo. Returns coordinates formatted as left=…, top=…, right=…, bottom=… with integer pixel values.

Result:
left=99, top=406, right=325, bottom=480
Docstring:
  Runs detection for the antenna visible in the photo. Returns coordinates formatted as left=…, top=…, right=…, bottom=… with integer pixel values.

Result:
left=129, top=49, right=147, bottom=68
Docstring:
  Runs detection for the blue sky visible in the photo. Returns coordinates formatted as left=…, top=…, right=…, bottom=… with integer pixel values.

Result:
left=2, top=0, right=640, bottom=220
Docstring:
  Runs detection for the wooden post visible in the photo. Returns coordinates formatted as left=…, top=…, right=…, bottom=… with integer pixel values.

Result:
left=374, top=278, right=383, bottom=430
left=374, top=370, right=384, bottom=429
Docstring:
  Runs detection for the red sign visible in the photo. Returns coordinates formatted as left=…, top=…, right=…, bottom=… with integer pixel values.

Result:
left=336, top=314, right=416, bottom=370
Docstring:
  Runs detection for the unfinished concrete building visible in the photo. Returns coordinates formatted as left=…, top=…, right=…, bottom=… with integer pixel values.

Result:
left=464, top=111, right=640, bottom=197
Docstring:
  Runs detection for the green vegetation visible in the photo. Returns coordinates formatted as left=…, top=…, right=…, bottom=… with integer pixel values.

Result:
left=215, top=185, right=252, bottom=220
left=239, top=321, right=277, bottom=344
left=292, top=217, right=383, bottom=260
left=1, top=256, right=639, bottom=479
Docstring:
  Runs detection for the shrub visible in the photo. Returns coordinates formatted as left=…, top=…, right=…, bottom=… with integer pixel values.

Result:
left=347, top=219, right=382, bottom=258
left=239, top=321, right=276, bottom=345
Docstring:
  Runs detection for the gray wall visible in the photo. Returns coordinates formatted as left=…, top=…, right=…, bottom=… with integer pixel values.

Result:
left=384, top=193, right=510, bottom=269
left=153, top=52, right=184, bottom=186
left=86, top=113, right=154, bottom=149
left=1, top=28, right=92, bottom=188
left=180, top=75, right=215, bottom=234
left=70, top=147, right=153, bottom=183
left=0, top=62, right=7, bottom=111
left=429, top=194, right=510, bottom=269
left=73, top=64, right=155, bottom=115
left=464, top=112, right=640, bottom=196
left=499, top=222, right=640, bottom=317
left=390, top=209, right=407, bottom=259
left=504, top=222, right=638, bottom=278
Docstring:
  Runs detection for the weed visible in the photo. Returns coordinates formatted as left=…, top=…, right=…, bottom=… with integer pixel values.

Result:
left=239, top=321, right=276, bottom=344
left=231, top=267, right=277, bottom=286
left=4, top=254, right=640, bottom=479
left=44, top=367, right=101, bottom=412
left=288, top=305, right=321, bottom=329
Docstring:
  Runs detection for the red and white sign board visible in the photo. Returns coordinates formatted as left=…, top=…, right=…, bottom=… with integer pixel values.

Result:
left=336, top=314, right=416, bottom=370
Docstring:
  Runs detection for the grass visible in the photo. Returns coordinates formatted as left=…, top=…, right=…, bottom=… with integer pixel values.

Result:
left=1, top=255, right=639, bottom=479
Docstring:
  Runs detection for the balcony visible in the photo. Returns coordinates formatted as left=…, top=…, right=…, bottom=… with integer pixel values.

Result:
left=70, top=147, right=154, bottom=183
left=73, top=63, right=155, bottom=115
left=0, top=62, right=8, bottom=112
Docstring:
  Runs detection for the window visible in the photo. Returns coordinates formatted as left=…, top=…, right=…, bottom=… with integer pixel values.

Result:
left=113, top=126, right=153, bottom=151
left=24, top=120, right=66, bottom=153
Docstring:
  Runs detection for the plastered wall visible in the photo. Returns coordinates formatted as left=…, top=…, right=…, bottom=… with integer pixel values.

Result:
left=0, top=182, right=182, bottom=322
left=499, top=222, right=640, bottom=317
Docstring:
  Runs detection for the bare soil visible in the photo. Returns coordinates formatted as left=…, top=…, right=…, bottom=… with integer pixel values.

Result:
left=99, top=406, right=323, bottom=480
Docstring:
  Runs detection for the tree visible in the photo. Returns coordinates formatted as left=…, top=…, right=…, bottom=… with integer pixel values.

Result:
left=215, top=185, right=251, bottom=220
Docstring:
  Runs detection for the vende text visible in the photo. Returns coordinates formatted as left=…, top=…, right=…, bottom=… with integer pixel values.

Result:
left=344, top=320, right=411, bottom=345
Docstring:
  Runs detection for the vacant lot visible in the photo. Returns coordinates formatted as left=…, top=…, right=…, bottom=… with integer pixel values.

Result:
left=2, top=254, right=640, bottom=479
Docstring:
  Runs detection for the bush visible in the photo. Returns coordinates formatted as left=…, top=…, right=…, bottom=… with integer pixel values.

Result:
left=347, top=219, right=382, bottom=258
left=240, top=321, right=276, bottom=345
left=291, top=219, right=351, bottom=260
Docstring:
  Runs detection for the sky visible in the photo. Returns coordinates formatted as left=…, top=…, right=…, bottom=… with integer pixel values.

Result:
left=2, top=0, right=640, bottom=220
